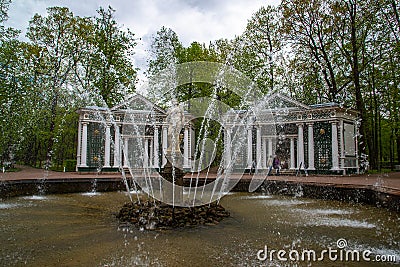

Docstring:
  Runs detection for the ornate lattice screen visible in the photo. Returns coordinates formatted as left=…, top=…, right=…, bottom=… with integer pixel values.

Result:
left=87, top=123, right=104, bottom=168
left=314, top=122, right=332, bottom=170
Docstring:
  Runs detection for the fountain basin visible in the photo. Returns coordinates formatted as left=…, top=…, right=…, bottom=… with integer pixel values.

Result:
left=0, top=178, right=125, bottom=198
left=1, top=177, right=399, bottom=211
left=0, top=191, right=399, bottom=266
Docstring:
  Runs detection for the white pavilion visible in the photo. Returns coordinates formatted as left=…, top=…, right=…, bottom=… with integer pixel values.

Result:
left=76, top=93, right=359, bottom=174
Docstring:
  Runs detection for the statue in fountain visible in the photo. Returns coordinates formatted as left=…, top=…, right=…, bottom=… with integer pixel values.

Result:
left=166, top=98, right=185, bottom=155
left=162, top=98, right=185, bottom=204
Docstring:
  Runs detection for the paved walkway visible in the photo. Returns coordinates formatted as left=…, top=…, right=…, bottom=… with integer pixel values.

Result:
left=1, top=165, right=400, bottom=196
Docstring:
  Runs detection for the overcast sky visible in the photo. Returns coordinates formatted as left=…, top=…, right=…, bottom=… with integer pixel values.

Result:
left=5, top=0, right=280, bottom=86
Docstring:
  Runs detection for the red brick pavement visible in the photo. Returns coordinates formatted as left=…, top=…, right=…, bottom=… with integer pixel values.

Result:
left=0, top=165, right=121, bottom=180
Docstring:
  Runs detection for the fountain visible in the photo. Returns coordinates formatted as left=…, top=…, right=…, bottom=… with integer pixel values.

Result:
left=116, top=94, right=231, bottom=229
left=123, top=63, right=272, bottom=202
left=82, top=178, right=100, bottom=196
left=0, top=61, right=399, bottom=266
left=106, top=61, right=279, bottom=231
left=0, top=192, right=399, bottom=266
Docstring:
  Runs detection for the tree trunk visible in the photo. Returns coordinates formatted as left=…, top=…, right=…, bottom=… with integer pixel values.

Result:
left=46, top=93, right=58, bottom=165
left=397, top=129, right=400, bottom=165
left=373, top=78, right=380, bottom=170
left=378, top=112, right=382, bottom=169
left=390, top=131, right=394, bottom=169
left=348, top=1, right=370, bottom=169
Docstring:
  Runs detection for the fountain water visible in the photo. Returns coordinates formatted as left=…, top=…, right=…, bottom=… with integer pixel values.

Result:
left=82, top=178, right=100, bottom=196
left=122, top=62, right=276, bottom=209
left=0, top=191, right=399, bottom=266
left=28, top=159, right=51, bottom=200
left=108, top=61, right=283, bottom=230
left=1, top=57, right=399, bottom=265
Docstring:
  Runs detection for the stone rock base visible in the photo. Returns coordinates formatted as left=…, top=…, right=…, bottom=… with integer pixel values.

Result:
left=116, top=200, right=230, bottom=230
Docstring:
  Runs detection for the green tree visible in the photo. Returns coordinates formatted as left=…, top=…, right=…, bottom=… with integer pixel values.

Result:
left=27, top=7, right=89, bottom=164
left=91, top=6, right=137, bottom=107
left=24, top=6, right=138, bottom=167
left=147, top=26, right=184, bottom=106
left=280, top=0, right=400, bottom=169
left=379, top=0, right=400, bottom=167
left=148, top=28, right=241, bottom=107
left=281, top=0, right=350, bottom=102
left=0, top=0, right=27, bottom=165
left=233, top=5, right=282, bottom=94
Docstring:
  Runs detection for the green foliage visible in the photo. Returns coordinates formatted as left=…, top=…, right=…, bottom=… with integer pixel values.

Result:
left=232, top=5, right=281, bottom=94
left=1, top=0, right=399, bottom=171
left=91, top=6, right=137, bottom=107
left=0, top=0, right=18, bottom=40
left=147, top=28, right=242, bottom=109
left=64, top=159, right=77, bottom=172
left=0, top=4, right=137, bottom=168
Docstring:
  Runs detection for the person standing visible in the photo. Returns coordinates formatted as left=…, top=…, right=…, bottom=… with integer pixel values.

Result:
left=267, top=155, right=273, bottom=175
left=273, top=155, right=281, bottom=176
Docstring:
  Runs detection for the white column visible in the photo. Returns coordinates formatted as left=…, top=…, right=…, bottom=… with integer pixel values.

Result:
left=247, top=127, right=253, bottom=168
left=339, top=120, right=345, bottom=170
left=144, top=138, right=149, bottom=168
left=225, top=127, right=231, bottom=168
left=80, top=122, right=88, bottom=167
left=262, top=137, right=267, bottom=169
left=256, top=127, right=262, bottom=169
left=189, top=127, right=194, bottom=163
left=297, top=123, right=304, bottom=169
left=183, top=126, right=190, bottom=168
left=290, top=137, right=295, bottom=169
left=162, top=126, right=168, bottom=167
left=123, top=137, right=129, bottom=168
left=307, top=123, right=315, bottom=170
left=153, top=127, right=159, bottom=168
left=113, top=126, right=120, bottom=167
left=355, top=123, right=359, bottom=174
left=149, top=138, right=153, bottom=167
left=76, top=120, right=82, bottom=169
left=268, top=138, right=273, bottom=158
left=331, top=121, right=340, bottom=170
left=104, top=124, right=111, bottom=167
